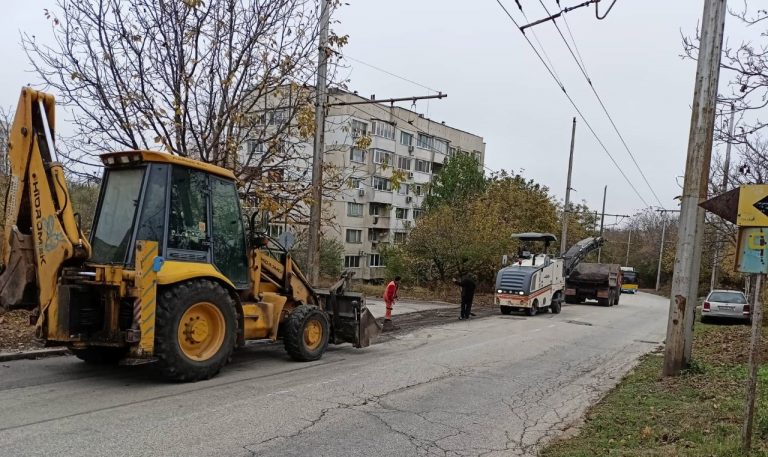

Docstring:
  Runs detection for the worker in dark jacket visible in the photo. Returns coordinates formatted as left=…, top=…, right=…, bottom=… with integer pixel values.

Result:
left=453, top=274, right=476, bottom=320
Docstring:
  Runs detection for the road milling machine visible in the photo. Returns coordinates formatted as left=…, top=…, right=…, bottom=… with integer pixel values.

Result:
left=0, top=88, right=379, bottom=381
left=494, top=233, right=603, bottom=316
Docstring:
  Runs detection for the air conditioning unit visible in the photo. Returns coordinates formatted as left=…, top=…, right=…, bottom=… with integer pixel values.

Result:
left=407, top=172, right=414, bottom=179
left=358, top=250, right=366, bottom=256
left=406, top=196, right=412, bottom=203
left=358, top=188, right=365, bottom=197
left=408, top=145, right=414, bottom=154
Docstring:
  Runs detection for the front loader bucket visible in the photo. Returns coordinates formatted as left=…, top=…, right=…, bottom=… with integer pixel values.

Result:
left=357, top=305, right=381, bottom=348
left=317, top=290, right=380, bottom=348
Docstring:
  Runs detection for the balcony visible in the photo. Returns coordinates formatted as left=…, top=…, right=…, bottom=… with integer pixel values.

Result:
left=371, top=189, right=394, bottom=204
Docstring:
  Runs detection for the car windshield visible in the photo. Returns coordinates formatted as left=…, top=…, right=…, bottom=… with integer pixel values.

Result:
left=91, top=168, right=145, bottom=263
left=622, top=271, right=637, bottom=283
left=708, top=291, right=747, bottom=304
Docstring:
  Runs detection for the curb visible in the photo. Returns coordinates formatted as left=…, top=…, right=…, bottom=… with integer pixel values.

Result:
left=0, top=347, right=69, bottom=362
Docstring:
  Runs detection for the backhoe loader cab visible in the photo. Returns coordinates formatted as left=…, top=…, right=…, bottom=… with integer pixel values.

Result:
left=0, top=88, right=379, bottom=382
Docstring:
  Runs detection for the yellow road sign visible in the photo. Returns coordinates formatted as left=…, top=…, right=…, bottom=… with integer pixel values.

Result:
left=737, top=184, right=768, bottom=227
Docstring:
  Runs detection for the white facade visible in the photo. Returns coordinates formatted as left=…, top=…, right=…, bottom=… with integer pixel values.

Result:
left=324, top=89, right=486, bottom=281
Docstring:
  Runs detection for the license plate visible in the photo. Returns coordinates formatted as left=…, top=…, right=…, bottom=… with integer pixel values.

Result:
left=718, top=305, right=735, bottom=311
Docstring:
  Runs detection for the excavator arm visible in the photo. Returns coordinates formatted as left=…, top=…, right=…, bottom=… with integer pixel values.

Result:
left=0, top=88, right=91, bottom=334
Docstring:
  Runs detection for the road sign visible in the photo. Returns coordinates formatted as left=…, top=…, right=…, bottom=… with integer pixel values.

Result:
left=699, top=187, right=740, bottom=224
left=738, top=184, right=768, bottom=227
left=736, top=227, right=768, bottom=274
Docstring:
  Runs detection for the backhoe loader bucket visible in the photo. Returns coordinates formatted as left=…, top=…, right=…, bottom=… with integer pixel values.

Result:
left=317, top=290, right=381, bottom=348
left=316, top=272, right=381, bottom=347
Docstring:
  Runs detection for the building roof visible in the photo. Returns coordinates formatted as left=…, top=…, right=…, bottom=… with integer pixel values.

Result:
left=100, top=150, right=236, bottom=180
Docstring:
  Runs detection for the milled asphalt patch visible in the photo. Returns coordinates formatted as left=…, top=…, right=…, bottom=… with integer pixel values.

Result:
left=0, top=348, right=69, bottom=362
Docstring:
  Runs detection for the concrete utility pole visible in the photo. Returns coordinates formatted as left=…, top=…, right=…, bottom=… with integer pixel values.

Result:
left=710, top=103, right=736, bottom=291
left=306, top=0, right=331, bottom=285
left=625, top=228, right=632, bottom=266
left=742, top=274, right=763, bottom=453
left=597, top=185, right=607, bottom=262
left=561, top=117, right=577, bottom=255
left=656, top=217, right=667, bottom=291
left=663, top=0, right=727, bottom=377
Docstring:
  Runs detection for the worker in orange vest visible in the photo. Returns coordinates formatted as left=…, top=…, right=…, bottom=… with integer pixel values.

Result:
left=382, top=276, right=401, bottom=331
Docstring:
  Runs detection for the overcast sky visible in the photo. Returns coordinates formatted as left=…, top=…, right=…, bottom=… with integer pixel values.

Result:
left=0, top=1, right=756, bottom=219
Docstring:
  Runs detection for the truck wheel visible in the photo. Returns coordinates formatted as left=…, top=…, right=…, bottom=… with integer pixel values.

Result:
left=550, top=293, right=562, bottom=314
left=614, top=291, right=620, bottom=305
left=71, top=346, right=128, bottom=365
left=154, top=279, right=237, bottom=382
left=526, top=300, right=538, bottom=317
left=284, top=305, right=330, bottom=362
left=500, top=306, right=513, bottom=315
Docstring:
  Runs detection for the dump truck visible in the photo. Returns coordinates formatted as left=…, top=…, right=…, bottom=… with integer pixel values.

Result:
left=0, top=88, right=380, bottom=381
left=565, top=263, right=622, bottom=306
left=494, top=233, right=603, bottom=316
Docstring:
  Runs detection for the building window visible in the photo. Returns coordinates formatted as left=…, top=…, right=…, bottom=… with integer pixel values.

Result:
left=347, top=202, right=363, bottom=217
left=397, top=184, right=409, bottom=196
left=370, top=203, right=385, bottom=216
left=395, top=208, right=409, bottom=219
left=415, top=160, right=431, bottom=173
left=268, top=110, right=288, bottom=126
left=344, top=255, right=361, bottom=268
left=414, top=185, right=423, bottom=196
left=246, top=139, right=265, bottom=156
left=369, top=253, right=384, bottom=267
left=345, top=229, right=362, bottom=244
left=350, top=147, right=366, bottom=163
left=413, top=208, right=424, bottom=219
left=269, top=224, right=284, bottom=238
left=400, top=131, right=414, bottom=146
left=417, top=133, right=433, bottom=150
left=449, top=146, right=457, bottom=157
left=372, top=121, right=395, bottom=140
left=348, top=177, right=363, bottom=188
left=397, top=156, right=411, bottom=171
left=351, top=119, right=368, bottom=137
left=372, top=176, right=391, bottom=191
left=372, top=149, right=393, bottom=165
left=394, top=232, right=407, bottom=244
left=433, top=138, right=448, bottom=154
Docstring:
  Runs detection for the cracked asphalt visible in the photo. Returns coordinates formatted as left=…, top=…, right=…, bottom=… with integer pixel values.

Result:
left=0, top=292, right=667, bottom=457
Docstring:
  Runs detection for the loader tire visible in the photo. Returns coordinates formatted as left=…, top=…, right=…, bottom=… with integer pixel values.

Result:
left=284, top=305, right=330, bottom=362
left=154, top=279, right=237, bottom=382
left=71, top=346, right=128, bottom=365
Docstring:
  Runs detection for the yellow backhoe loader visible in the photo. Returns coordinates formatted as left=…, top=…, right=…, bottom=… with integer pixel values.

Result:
left=0, top=87, right=380, bottom=381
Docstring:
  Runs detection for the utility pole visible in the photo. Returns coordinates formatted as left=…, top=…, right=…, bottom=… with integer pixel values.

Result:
left=561, top=117, right=577, bottom=255
left=306, top=0, right=331, bottom=285
left=625, top=228, right=632, bottom=266
left=656, top=216, right=667, bottom=291
left=663, top=0, right=727, bottom=377
left=742, top=273, right=763, bottom=453
left=597, top=185, right=607, bottom=262
left=711, top=103, right=736, bottom=291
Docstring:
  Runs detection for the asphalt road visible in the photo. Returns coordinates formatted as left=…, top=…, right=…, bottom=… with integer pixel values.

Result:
left=0, top=292, right=668, bottom=457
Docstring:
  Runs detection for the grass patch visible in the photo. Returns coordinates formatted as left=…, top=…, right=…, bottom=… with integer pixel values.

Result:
left=541, top=322, right=768, bottom=457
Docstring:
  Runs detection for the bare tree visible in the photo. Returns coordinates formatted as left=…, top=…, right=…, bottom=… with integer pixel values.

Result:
left=24, top=0, right=348, bottom=224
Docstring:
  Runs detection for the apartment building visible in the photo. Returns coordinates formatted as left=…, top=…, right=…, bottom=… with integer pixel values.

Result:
left=325, top=89, right=486, bottom=282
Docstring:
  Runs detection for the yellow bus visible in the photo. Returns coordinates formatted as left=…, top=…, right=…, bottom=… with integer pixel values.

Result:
left=620, top=268, right=638, bottom=294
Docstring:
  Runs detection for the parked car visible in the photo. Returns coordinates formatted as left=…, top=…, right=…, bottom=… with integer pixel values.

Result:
left=701, top=289, right=751, bottom=323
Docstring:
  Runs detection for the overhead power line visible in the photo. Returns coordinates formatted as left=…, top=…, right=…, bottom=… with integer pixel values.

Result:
left=493, top=0, right=651, bottom=208
left=536, top=0, right=666, bottom=209
left=339, top=53, right=440, bottom=94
